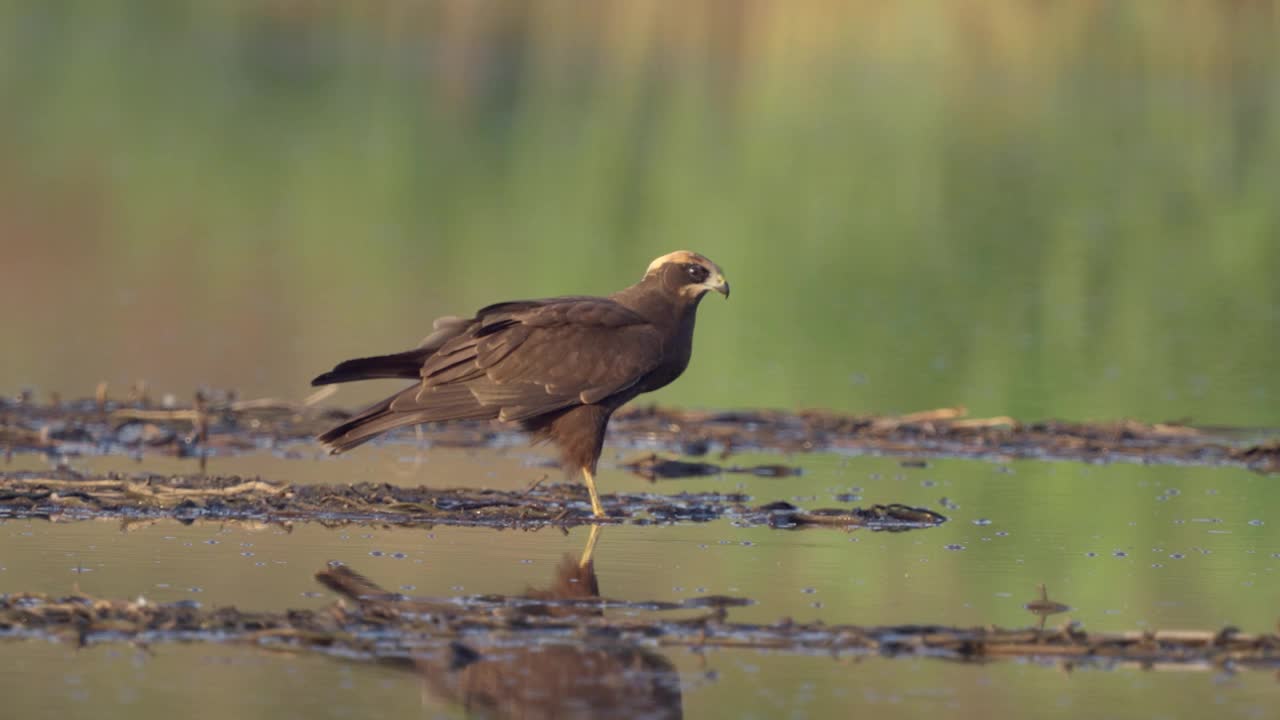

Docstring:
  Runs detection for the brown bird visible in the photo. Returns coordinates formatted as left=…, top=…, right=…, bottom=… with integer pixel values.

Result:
left=311, top=251, right=729, bottom=517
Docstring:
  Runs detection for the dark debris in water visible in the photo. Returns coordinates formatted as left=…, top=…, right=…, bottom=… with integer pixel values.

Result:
left=2, top=563, right=1278, bottom=674
left=3, top=392, right=1280, bottom=473
left=748, top=500, right=944, bottom=531
left=0, top=471, right=945, bottom=531
left=621, top=453, right=801, bottom=480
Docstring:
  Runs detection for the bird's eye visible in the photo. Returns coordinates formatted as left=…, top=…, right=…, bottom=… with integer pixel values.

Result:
left=686, top=264, right=709, bottom=282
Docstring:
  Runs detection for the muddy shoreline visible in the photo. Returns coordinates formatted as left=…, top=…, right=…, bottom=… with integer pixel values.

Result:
left=3, top=392, right=1279, bottom=472
left=0, top=471, right=947, bottom=530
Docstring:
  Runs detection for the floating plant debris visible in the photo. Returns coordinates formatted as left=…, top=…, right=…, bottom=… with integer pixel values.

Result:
left=1, top=564, right=1277, bottom=674
left=2, top=393, right=1279, bottom=472
left=0, top=471, right=945, bottom=531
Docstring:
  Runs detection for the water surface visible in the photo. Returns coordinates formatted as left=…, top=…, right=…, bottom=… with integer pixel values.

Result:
left=3, top=446, right=1277, bottom=718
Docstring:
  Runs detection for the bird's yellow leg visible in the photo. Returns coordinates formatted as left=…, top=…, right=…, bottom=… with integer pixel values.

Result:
left=581, top=466, right=606, bottom=518
left=578, top=524, right=602, bottom=569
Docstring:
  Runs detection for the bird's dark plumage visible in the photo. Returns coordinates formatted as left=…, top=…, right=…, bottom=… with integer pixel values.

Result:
left=312, top=251, right=729, bottom=517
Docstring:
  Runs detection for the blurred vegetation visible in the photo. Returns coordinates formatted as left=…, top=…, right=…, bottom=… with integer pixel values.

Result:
left=1, top=0, right=1278, bottom=427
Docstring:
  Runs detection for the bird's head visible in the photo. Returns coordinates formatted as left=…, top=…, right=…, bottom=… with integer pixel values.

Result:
left=644, top=251, right=730, bottom=301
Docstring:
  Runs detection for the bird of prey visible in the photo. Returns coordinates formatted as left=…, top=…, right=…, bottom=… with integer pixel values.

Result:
left=311, top=250, right=729, bottom=518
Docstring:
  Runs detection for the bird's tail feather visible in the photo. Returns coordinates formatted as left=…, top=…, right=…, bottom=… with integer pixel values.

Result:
left=311, top=348, right=432, bottom=386
left=316, top=395, right=399, bottom=453
left=317, top=384, right=497, bottom=453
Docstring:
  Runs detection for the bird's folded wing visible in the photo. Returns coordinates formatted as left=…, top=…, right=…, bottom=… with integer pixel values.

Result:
left=390, top=298, right=664, bottom=422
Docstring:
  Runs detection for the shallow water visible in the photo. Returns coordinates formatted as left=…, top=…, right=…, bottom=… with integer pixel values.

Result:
left=6, top=640, right=1278, bottom=720
left=3, top=445, right=1278, bottom=718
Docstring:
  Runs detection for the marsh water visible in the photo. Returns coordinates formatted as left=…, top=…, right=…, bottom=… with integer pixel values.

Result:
left=3, top=2, right=1280, bottom=718
left=3, top=440, right=1279, bottom=718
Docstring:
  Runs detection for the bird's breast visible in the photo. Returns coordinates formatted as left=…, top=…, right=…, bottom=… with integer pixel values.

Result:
left=635, top=316, right=696, bottom=394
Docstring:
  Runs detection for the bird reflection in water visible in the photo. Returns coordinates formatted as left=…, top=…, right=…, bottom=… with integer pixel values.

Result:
left=323, top=526, right=683, bottom=720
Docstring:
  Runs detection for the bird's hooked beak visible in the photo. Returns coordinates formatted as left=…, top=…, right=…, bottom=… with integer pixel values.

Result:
left=707, top=272, right=730, bottom=299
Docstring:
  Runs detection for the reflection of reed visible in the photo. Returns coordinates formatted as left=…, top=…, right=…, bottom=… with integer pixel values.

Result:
left=1024, top=583, right=1070, bottom=631
left=323, top=526, right=683, bottom=720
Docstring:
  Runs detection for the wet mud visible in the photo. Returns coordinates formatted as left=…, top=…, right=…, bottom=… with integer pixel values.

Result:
left=0, top=471, right=947, bottom=530
left=4, top=392, right=1279, bottom=473
left=2, top=560, right=1276, bottom=675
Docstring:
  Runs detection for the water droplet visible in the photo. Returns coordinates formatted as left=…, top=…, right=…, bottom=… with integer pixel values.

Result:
left=1248, top=519, right=1265, bottom=527
left=972, top=518, right=992, bottom=526
left=801, top=587, right=816, bottom=594
left=944, top=544, right=966, bottom=551
left=1113, top=550, right=1128, bottom=558
left=369, top=550, right=384, bottom=557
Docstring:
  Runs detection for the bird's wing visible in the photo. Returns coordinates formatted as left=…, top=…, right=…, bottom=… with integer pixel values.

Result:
left=392, top=298, right=665, bottom=422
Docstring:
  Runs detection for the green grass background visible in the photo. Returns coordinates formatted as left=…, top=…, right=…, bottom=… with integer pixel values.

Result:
left=2, top=1, right=1277, bottom=426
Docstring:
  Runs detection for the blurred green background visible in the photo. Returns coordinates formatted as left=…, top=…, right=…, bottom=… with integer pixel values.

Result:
left=2, top=0, right=1278, bottom=424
